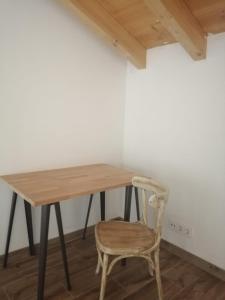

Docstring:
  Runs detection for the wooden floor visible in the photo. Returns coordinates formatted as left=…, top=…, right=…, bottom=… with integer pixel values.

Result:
left=1, top=227, right=225, bottom=300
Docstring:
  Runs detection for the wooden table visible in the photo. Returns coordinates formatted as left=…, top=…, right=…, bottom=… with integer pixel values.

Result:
left=1, top=164, right=136, bottom=300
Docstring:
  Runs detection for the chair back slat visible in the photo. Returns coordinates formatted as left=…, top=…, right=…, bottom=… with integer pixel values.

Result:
left=141, top=189, right=148, bottom=225
left=132, top=176, right=168, bottom=235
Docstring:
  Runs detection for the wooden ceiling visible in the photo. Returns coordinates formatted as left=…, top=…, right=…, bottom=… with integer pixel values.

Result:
left=59, top=0, right=225, bottom=68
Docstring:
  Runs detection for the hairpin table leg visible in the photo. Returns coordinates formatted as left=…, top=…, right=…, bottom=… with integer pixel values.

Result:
left=82, top=194, right=94, bottom=240
left=24, top=200, right=35, bottom=255
left=100, top=191, right=105, bottom=221
left=122, top=186, right=133, bottom=266
left=3, top=192, right=18, bottom=268
left=134, top=187, right=140, bottom=221
left=37, top=205, right=50, bottom=300
left=54, top=203, right=71, bottom=290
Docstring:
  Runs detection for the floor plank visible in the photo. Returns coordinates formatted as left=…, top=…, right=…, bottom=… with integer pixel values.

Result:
left=0, top=288, right=8, bottom=300
left=1, top=227, right=225, bottom=300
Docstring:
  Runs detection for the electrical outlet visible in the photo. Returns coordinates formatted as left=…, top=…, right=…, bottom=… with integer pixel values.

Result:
left=167, top=220, right=192, bottom=238
left=182, top=225, right=193, bottom=238
left=168, top=220, right=176, bottom=231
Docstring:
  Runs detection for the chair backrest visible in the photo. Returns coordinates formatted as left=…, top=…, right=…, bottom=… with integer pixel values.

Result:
left=132, top=176, right=168, bottom=237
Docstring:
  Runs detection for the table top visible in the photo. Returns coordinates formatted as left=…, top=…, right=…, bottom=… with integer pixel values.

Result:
left=0, top=164, right=135, bottom=207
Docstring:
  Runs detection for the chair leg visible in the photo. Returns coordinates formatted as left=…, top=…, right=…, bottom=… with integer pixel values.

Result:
left=96, top=250, right=102, bottom=275
left=148, top=262, right=154, bottom=277
left=99, top=253, right=109, bottom=300
left=3, top=192, right=18, bottom=268
left=82, top=194, right=94, bottom=240
left=154, top=250, right=163, bottom=300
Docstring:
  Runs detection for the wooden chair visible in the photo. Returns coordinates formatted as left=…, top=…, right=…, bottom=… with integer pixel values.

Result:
left=95, top=176, right=168, bottom=300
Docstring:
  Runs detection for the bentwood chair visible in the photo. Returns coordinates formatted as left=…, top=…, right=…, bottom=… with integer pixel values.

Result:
left=95, top=176, right=168, bottom=300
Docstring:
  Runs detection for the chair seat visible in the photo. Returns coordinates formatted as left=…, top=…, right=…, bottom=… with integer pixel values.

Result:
left=95, top=221, right=156, bottom=255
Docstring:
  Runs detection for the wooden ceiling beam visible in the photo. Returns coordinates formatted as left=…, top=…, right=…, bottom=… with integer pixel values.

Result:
left=145, top=0, right=207, bottom=60
left=59, top=0, right=146, bottom=69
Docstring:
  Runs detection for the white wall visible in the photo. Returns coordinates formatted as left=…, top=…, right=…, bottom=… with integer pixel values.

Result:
left=0, top=0, right=126, bottom=254
left=124, top=33, right=225, bottom=268
left=1, top=0, right=225, bottom=271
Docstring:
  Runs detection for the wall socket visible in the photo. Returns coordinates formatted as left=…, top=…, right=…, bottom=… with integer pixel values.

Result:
left=167, top=220, right=193, bottom=238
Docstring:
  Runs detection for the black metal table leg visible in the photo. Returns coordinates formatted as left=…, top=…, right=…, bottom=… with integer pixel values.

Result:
left=124, top=186, right=133, bottom=222
left=122, top=186, right=133, bottom=266
left=54, top=203, right=71, bottom=290
left=123, top=186, right=128, bottom=222
left=82, top=194, right=94, bottom=240
left=37, top=205, right=51, bottom=300
left=24, top=200, right=35, bottom=256
left=134, top=187, right=140, bottom=221
left=100, top=191, right=105, bottom=221
left=3, top=192, right=18, bottom=268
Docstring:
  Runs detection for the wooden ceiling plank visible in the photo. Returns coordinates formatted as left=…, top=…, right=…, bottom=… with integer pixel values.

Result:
left=59, top=0, right=146, bottom=69
left=145, top=0, right=207, bottom=60
left=185, top=0, right=225, bottom=34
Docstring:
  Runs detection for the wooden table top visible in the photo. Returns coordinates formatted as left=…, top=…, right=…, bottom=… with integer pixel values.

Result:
left=0, top=164, right=135, bottom=207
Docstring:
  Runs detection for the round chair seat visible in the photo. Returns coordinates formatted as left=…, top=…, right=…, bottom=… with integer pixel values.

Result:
left=95, top=221, right=156, bottom=256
